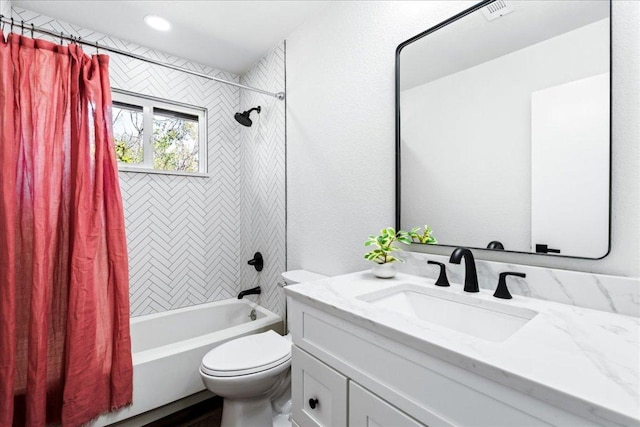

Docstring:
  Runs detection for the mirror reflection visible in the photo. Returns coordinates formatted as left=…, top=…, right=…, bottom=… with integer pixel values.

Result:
left=397, top=0, right=610, bottom=259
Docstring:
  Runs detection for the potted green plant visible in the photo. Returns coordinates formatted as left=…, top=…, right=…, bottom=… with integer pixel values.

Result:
left=408, top=225, right=438, bottom=244
left=364, top=227, right=412, bottom=278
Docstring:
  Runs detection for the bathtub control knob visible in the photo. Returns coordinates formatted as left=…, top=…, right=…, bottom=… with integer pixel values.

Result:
left=247, top=252, right=264, bottom=272
left=309, top=398, right=319, bottom=410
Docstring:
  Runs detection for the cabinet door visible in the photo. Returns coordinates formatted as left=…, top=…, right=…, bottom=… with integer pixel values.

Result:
left=291, top=346, right=348, bottom=427
left=350, top=382, right=426, bottom=427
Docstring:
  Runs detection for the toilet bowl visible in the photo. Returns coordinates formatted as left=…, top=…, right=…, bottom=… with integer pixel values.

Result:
left=200, top=270, right=326, bottom=427
left=200, top=330, right=291, bottom=427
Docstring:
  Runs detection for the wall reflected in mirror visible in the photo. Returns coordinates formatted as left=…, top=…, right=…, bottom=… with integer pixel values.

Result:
left=397, top=0, right=610, bottom=259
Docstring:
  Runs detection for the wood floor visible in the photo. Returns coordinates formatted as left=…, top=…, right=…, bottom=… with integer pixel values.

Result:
left=143, top=397, right=223, bottom=427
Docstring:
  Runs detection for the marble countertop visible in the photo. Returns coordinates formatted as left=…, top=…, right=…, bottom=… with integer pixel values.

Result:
left=285, top=271, right=640, bottom=426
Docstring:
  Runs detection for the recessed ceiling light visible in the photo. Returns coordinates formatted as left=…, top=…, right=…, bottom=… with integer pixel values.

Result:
left=144, top=15, right=171, bottom=32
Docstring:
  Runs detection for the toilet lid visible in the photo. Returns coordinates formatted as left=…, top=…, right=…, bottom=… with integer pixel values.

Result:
left=201, top=330, right=291, bottom=377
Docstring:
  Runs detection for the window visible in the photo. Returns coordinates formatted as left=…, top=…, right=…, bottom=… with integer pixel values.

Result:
left=112, top=90, right=207, bottom=175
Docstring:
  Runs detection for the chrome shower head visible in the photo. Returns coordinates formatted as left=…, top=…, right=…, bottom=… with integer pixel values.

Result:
left=234, top=106, right=261, bottom=127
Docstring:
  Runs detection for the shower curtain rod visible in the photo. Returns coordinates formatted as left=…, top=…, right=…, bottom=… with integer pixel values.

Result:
left=0, top=16, right=286, bottom=100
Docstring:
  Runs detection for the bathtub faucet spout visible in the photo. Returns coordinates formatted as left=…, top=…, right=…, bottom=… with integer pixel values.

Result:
left=238, top=286, right=261, bottom=299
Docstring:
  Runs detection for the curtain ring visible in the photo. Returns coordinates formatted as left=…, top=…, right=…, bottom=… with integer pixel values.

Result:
left=11, top=17, right=14, bottom=33
left=95, top=41, right=99, bottom=55
left=0, top=15, right=4, bottom=33
left=31, top=23, right=34, bottom=38
left=60, top=32, right=63, bottom=45
left=21, top=20, right=24, bottom=36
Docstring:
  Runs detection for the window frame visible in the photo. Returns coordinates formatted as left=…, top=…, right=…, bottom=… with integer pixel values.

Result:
left=112, top=89, right=209, bottom=177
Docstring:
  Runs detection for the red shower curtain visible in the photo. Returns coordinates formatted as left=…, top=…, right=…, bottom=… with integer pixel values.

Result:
left=0, top=33, right=132, bottom=426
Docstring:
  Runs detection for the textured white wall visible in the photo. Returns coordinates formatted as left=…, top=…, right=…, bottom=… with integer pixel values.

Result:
left=287, top=1, right=471, bottom=276
left=286, top=1, right=639, bottom=278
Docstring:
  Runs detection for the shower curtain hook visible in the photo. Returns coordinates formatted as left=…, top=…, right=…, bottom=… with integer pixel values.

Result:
left=21, top=20, right=24, bottom=36
left=0, top=15, right=4, bottom=33
left=31, top=23, right=34, bottom=38
left=95, top=41, right=99, bottom=54
left=10, top=17, right=13, bottom=33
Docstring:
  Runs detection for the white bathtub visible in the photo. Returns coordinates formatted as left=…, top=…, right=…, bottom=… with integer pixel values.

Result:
left=92, top=299, right=283, bottom=426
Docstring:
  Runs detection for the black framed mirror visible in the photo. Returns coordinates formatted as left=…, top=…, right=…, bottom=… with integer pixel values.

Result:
left=396, top=0, right=611, bottom=259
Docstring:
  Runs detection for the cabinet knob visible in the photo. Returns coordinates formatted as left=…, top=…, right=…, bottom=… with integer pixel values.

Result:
left=309, top=398, right=319, bottom=409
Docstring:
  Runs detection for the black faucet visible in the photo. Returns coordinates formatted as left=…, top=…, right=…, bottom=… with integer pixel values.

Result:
left=494, top=272, right=526, bottom=299
left=247, top=252, right=264, bottom=271
left=238, top=286, right=261, bottom=299
left=449, top=247, right=479, bottom=293
left=427, top=261, right=450, bottom=287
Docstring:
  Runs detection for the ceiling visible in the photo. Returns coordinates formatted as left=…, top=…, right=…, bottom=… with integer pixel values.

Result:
left=13, top=0, right=331, bottom=75
left=400, top=0, right=610, bottom=91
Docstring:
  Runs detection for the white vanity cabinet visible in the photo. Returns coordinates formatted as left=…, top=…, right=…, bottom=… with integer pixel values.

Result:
left=349, top=382, right=426, bottom=427
left=291, top=346, right=348, bottom=427
left=288, top=298, right=602, bottom=427
left=292, top=345, right=424, bottom=427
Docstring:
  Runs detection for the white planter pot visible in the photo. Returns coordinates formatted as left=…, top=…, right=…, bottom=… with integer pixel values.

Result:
left=371, top=263, right=397, bottom=279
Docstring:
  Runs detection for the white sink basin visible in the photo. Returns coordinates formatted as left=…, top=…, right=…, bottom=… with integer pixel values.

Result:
left=358, top=284, right=537, bottom=342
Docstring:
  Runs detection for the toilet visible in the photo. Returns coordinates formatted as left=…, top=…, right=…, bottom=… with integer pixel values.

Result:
left=200, top=270, right=327, bottom=427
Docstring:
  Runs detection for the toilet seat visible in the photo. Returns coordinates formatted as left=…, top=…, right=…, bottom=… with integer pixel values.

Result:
left=201, top=330, right=291, bottom=377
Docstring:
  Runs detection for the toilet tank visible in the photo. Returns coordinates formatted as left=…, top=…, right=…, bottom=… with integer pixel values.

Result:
left=280, top=270, right=327, bottom=334
left=281, top=270, right=327, bottom=286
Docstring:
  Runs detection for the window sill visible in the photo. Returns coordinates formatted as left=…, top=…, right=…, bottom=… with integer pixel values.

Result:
left=118, top=166, right=210, bottom=178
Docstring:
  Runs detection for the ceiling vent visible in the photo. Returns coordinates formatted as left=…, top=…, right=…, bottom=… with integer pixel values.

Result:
left=481, top=1, right=515, bottom=21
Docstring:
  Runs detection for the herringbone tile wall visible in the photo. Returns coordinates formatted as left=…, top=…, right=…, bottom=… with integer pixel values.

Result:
left=239, top=44, right=287, bottom=318
left=12, top=6, right=270, bottom=317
